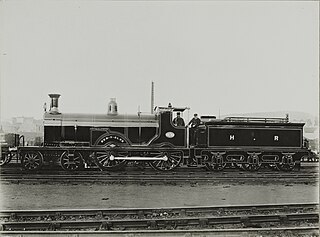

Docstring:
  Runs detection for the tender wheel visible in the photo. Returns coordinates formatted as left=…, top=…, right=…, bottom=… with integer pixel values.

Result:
left=225, top=154, right=245, bottom=170
left=241, top=153, right=261, bottom=171
left=205, top=163, right=226, bottom=171
left=276, top=154, right=295, bottom=171
left=21, top=151, right=43, bottom=171
left=268, top=164, right=279, bottom=171
left=149, top=150, right=183, bottom=171
left=60, top=151, right=84, bottom=171
left=242, top=163, right=261, bottom=171
left=276, top=163, right=295, bottom=171
left=205, top=153, right=226, bottom=171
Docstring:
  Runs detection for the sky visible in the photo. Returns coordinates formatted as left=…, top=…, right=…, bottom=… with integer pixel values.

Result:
left=0, top=0, right=319, bottom=121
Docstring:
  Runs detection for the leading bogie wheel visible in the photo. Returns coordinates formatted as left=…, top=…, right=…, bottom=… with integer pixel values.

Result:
left=21, top=151, right=43, bottom=171
left=60, top=151, right=84, bottom=171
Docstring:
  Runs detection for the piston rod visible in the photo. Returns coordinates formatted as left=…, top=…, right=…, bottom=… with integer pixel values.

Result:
left=109, top=155, right=168, bottom=161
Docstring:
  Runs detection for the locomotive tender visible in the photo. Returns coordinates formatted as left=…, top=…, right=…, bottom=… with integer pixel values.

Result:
left=17, top=94, right=310, bottom=172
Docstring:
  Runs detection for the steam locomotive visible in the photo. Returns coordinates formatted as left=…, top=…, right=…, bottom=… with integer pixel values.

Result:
left=16, top=94, right=310, bottom=172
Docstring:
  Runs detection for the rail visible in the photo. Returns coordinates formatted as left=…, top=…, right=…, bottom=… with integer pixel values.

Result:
left=0, top=169, right=318, bottom=184
left=0, top=203, right=317, bottom=219
left=0, top=227, right=319, bottom=237
left=0, top=203, right=318, bottom=232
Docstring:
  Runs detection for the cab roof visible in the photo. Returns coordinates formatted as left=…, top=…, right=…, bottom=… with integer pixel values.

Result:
left=155, top=106, right=189, bottom=113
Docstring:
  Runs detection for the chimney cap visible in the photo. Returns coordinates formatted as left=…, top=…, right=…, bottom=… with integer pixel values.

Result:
left=48, top=94, right=61, bottom=98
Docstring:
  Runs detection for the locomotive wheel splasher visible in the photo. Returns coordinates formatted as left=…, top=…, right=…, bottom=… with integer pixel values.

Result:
left=93, top=135, right=129, bottom=171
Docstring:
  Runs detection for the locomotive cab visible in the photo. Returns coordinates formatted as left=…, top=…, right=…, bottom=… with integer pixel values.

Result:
left=152, top=105, right=189, bottom=148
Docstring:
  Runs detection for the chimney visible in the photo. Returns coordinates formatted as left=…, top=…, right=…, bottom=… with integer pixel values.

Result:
left=48, top=94, right=61, bottom=114
left=108, top=98, right=118, bottom=115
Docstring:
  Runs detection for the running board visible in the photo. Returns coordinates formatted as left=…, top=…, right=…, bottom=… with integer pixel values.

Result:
left=109, top=155, right=168, bottom=161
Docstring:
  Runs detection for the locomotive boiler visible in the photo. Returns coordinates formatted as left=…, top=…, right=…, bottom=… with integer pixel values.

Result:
left=17, top=94, right=311, bottom=172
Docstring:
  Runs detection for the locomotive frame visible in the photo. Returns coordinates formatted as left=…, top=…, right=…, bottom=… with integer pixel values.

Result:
left=14, top=94, right=311, bottom=172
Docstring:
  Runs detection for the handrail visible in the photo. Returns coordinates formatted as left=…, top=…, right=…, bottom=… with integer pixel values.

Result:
left=223, top=116, right=289, bottom=123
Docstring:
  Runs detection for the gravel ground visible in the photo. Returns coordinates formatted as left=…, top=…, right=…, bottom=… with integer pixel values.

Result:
left=0, top=182, right=318, bottom=210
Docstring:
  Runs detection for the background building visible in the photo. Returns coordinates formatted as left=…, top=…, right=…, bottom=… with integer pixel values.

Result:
left=1, top=117, right=43, bottom=146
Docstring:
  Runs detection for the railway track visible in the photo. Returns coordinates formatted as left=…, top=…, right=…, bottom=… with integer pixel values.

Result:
left=0, top=203, right=318, bottom=235
left=1, top=163, right=318, bottom=185
left=1, top=227, right=319, bottom=237
left=0, top=168, right=318, bottom=184
left=0, top=175, right=317, bottom=184
left=0, top=161, right=319, bottom=173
